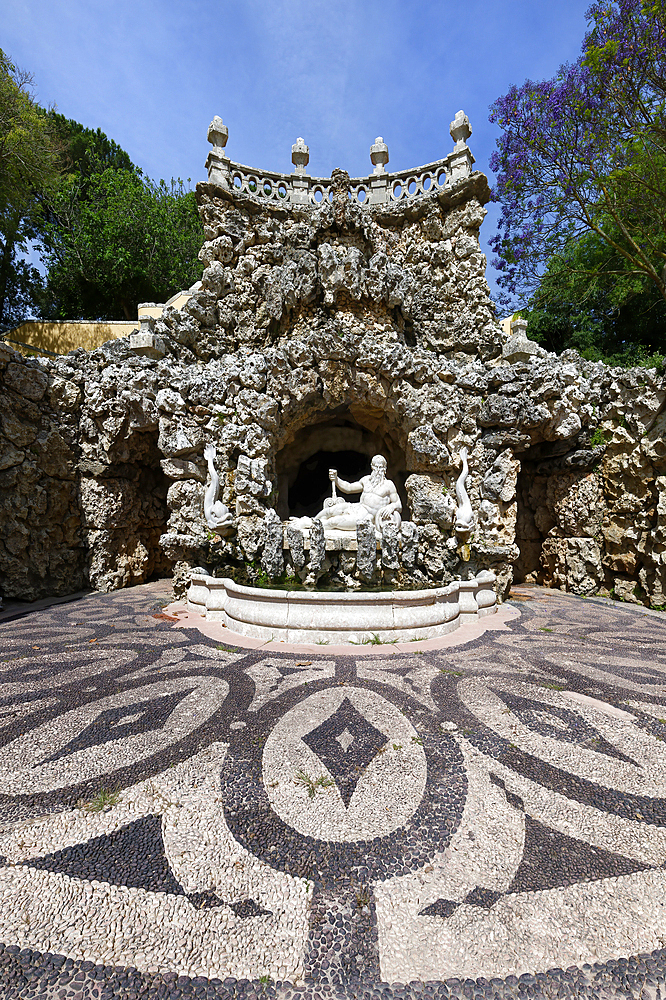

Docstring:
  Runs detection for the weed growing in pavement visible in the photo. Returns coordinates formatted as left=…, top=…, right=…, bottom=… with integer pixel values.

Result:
left=362, top=633, right=397, bottom=645
left=80, top=787, right=119, bottom=812
left=355, top=887, right=371, bottom=908
left=294, top=770, right=334, bottom=799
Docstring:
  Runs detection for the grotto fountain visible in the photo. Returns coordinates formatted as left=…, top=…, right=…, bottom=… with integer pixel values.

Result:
left=2, top=111, right=665, bottom=626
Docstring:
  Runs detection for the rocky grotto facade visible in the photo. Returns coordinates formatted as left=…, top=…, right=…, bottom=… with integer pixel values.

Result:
left=1, top=111, right=666, bottom=607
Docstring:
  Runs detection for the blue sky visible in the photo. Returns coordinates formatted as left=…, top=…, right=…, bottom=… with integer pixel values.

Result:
left=4, top=0, right=591, bottom=296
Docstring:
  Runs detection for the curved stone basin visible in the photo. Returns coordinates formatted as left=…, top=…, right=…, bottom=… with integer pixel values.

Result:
left=187, top=572, right=497, bottom=643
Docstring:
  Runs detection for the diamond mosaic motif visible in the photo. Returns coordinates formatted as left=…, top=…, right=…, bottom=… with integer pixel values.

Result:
left=302, top=698, right=388, bottom=807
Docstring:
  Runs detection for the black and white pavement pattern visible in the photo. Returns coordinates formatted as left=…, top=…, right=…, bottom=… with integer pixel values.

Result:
left=2, top=581, right=666, bottom=999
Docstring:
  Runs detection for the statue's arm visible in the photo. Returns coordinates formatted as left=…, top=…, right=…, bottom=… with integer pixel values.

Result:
left=388, top=485, right=402, bottom=513
left=335, top=474, right=363, bottom=495
left=378, top=484, right=402, bottom=522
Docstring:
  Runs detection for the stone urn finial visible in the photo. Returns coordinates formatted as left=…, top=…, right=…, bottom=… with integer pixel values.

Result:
left=291, top=137, right=309, bottom=175
left=449, top=111, right=472, bottom=148
left=207, top=116, right=229, bottom=149
left=370, top=137, right=389, bottom=174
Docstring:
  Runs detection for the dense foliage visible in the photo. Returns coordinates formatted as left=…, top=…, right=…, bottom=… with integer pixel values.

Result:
left=489, top=0, right=666, bottom=359
left=0, top=49, right=203, bottom=330
left=524, top=233, right=666, bottom=365
left=0, top=50, right=61, bottom=330
left=39, top=171, right=203, bottom=321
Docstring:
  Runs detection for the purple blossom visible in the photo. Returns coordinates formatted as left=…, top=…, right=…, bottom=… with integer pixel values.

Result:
left=488, top=0, right=666, bottom=306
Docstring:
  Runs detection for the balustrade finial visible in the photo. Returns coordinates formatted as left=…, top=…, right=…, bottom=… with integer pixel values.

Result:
left=370, top=136, right=389, bottom=174
left=207, top=116, right=229, bottom=149
left=291, top=137, right=309, bottom=175
left=449, top=111, right=472, bottom=148
left=448, top=111, right=474, bottom=181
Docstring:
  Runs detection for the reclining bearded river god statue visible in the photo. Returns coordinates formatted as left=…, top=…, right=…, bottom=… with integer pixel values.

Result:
left=316, top=455, right=402, bottom=536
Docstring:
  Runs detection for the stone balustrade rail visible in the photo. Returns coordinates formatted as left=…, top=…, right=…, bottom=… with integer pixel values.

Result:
left=204, top=111, right=476, bottom=208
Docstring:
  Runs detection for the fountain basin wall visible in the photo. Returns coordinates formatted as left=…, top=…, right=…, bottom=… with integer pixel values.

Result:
left=187, top=572, right=497, bottom=643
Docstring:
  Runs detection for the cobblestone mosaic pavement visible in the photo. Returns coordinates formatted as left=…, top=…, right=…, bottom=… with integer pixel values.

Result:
left=1, top=581, right=666, bottom=1000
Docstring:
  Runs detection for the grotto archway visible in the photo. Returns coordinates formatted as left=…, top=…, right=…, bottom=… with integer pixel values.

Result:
left=275, top=413, right=408, bottom=519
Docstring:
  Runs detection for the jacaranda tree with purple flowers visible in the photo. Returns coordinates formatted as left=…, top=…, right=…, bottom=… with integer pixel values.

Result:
left=489, top=0, right=666, bottom=322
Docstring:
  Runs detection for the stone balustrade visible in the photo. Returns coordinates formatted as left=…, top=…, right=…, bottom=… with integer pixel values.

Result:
left=204, top=110, right=475, bottom=207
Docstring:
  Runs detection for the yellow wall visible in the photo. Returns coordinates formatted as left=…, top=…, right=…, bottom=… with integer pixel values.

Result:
left=5, top=289, right=196, bottom=357
left=500, top=314, right=515, bottom=339
left=5, top=320, right=138, bottom=356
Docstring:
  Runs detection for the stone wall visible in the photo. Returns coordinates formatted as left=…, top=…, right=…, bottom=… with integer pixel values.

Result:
left=0, top=342, right=85, bottom=599
left=0, top=340, right=171, bottom=600
left=1, top=148, right=665, bottom=607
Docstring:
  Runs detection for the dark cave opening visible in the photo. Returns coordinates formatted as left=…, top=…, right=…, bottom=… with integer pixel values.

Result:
left=276, top=415, right=407, bottom=519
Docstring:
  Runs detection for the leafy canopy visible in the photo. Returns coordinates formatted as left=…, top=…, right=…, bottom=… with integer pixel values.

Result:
left=0, top=48, right=61, bottom=330
left=38, top=169, right=203, bottom=321
left=489, top=0, right=666, bottom=315
left=0, top=47, right=203, bottom=330
left=525, top=228, right=666, bottom=365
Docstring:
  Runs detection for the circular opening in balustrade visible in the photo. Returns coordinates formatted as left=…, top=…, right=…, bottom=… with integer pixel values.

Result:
left=357, top=188, right=367, bottom=202
left=278, top=183, right=287, bottom=198
left=313, top=188, right=324, bottom=202
left=233, top=174, right=242, bottom=189
left=422, top=175, right=432, bottom=190
left=263, top=179, right=272, bottom=196
left=248, top=176, right=258, bottom=193
left=329, top=189, right=334, bottom=202
left=437, top=170, right=447, bottom=187
left=392, top=182, right=403, bottom=199
left=408, top=178, right=417, bottom=195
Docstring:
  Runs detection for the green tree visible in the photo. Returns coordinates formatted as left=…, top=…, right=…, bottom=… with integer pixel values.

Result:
left=526, top=231, right=666, bottom=364
left=0, top=49, right=61, bottom=330
left=0, top=49, right=203, bottom=328
left=39, top=168, right=203, bottom=321
left=46, top=111, right=136, bottom=180
left=489, top=0, right=666, bottom=321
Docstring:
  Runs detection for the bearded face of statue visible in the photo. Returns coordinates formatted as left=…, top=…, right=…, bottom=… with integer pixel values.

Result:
left=369, top=456, right=387, bottom=488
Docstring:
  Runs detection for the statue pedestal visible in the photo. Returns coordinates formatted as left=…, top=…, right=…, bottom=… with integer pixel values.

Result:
left=282, top=527, right=381, bottom=552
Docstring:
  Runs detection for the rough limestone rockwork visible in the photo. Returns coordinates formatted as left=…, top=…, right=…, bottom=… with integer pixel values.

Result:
left=0, top=339, right=171, bottom=599
left=1, top=117, right=665, bottom=606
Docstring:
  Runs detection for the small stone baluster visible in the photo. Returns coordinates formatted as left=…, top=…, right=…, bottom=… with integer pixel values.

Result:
left=261, top=508, right=285, bottom=580
left=356, top=521, right=377, bottom=581
left=308, top=519, right=326, bottom=575
left=448, top=111, right=475, bottom=181
left=369, top=137, right=389, bottom=204
left=291, top=137, right=310, bottom=204
left=205, top=116, right=231, bottom=188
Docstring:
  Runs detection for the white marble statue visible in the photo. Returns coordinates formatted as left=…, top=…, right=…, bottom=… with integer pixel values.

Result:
left=454, top=446, right=474, bottom=533
left=310, top=455, right=402, bottom=536
left=203, top=444, right=234, bottom=533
